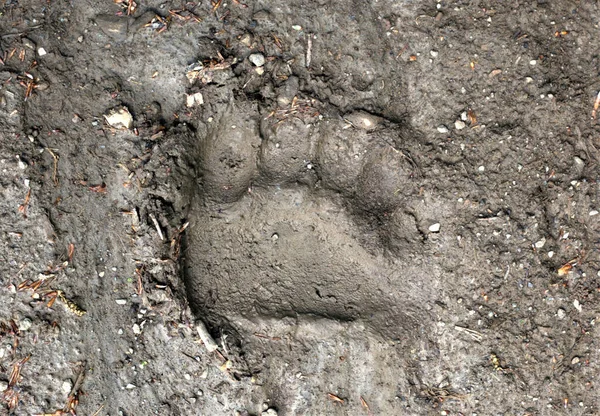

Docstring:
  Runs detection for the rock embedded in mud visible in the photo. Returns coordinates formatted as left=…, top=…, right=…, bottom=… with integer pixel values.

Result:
left=104, top=106, right=133, bottom=130
left=249, top=53, right=265, bottom=67
left=429, top=223, right=441, bottom=233
left=343, top=111, right=382, bottom=131
left=186, top=92, right=204, bottom=107
left=94, top=14, right=130, bottom=40
left=18, top=318, right=32, bottom=331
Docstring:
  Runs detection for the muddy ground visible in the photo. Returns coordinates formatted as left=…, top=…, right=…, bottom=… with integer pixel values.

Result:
left=1, top=0, right=600, bottom=415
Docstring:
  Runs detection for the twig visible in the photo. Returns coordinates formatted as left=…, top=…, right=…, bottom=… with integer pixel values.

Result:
left=306, top=34, right=312, bottom=68
left=593, top=91, right=600, bottom=119
left=0, top=24, right=43, bottom=38
left=149, top=213, right=164, bottom=240
left=196, top=320, right=218, bottom=352
left=91, top=405, right=105, bottom=416
left=454, top=325, right=483, bottom=342
left=45, top=148, right=59, bottom=186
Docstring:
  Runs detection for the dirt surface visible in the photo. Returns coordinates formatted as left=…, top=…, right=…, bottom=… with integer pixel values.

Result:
left=1, top=0, right=600, bottom=415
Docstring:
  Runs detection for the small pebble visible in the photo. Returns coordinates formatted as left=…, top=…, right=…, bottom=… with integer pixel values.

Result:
left=261, top=409, right=278, bottom=416
left=529, top=60, right=537, bottom=65
left=239, top=33, right=252, bottom=47
left=104, top=107, right=133, bottom=130
left=430, top=50, right=439, bottom=58
left=557, top=308, right=566, bottom=319
left=17, top=156, right=27, bottom=170
left=18, top=318, right=32, bottom=331
left=186, top=92, right=204, bottom=108
left=61, top=380, right=73, bottom=394
left=116, top=299, right=127, bottom=305
left=573, top=299, right=582, bottom=312
left=132, top=324, right=141, bottom=335
left=547, top=251, right=554, bottom=258
left=534, top=238, right=545, bottom=249
left=571, top=356, right=580, bottom=365
left=37, top=47, right=47, bottom=57
left=437, top=125, right=449, bottom=133
left=478, top=165, right=485, bottom=172
left=126, top=384, right=136, bottom=389
left=589, top=210, right=598, bottom=216
left=0, top=380, right=8, bottom=392
left=454, top=120, right=466, bottom=130
left=429, top=223, right=441, bottom=233
left=248, top=53, right=265, bottom=67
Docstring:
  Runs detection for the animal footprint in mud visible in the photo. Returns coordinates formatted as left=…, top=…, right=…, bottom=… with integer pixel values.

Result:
left=185, top=104, right=422, bottom=336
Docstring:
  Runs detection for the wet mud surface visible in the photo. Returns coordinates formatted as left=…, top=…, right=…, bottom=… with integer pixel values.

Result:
left=1, top=0, right=600, bottom=415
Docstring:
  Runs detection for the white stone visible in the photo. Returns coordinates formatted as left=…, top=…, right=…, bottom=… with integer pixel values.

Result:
left=115, top=299, right=127, bottom=305
left=573, top=299, right=582, bottom=312
left=529, top=60, right=537, bottom=65
left=557, top=308, right=566, bottom=319
left=430, top=50, right=438, bottom=58
left=589, top=210, right=598, bottom=216
left=186, top=92, right=204, bottom=107
left=454, top=120, right=466, bottom=130
left=248, top=53, right=265, bottom=67
left=534, top=238, right=545, bottom=249
left=478, top=165, right=485, bottom=172
left=437, top=125, right=449, bottom=133
left=428, top=223, right=441, bottom=233
left=0, top=380, right=8, bottom=392
left=104, top=107, right=133, bottom=130
left=18, top=318, right=32, bottom=331
left=37, top=47, right=47, bottom=56
left=61, top=380, right=73, bottom=394
left=132, top=324, right=141, bottom=334
left=126, top=384, right=136, bottom=389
